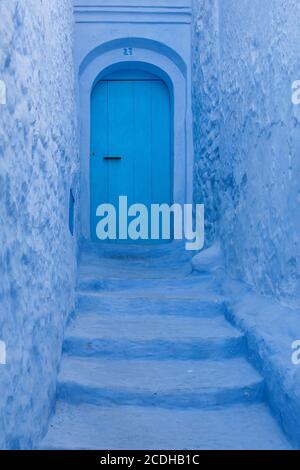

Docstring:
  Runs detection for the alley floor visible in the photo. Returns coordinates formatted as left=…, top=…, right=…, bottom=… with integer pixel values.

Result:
left=40, top=243, right=291, bottom=450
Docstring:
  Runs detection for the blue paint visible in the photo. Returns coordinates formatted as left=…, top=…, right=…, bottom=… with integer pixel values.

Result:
left=74, top=3, right=194, bottom=240
left=0, top=0, right=78, bottom=449
left=56, top=356, right=264, bottom=409
left=2, top=0, right=300, bottom=452
left=90, top=78, right=171, bottom=242
left=63, top=310, right=246, bottom=359
left=40, top=242, right=291, bottom=450
left=39, top=402, right=293, bottom=450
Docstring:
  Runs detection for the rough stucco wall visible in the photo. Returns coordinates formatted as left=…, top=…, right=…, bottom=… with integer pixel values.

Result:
left=0, top=0, right=78, bottom=449
left=217, top=0, right=300, bottom=298
left=192, top=0, right=220, bottom=245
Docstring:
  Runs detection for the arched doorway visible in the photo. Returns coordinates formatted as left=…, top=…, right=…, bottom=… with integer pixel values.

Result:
left=90, top=69, right=172, bottom=243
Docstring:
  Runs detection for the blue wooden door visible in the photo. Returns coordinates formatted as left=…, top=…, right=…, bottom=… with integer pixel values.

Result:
left=90, top=79, right=171, bottom=242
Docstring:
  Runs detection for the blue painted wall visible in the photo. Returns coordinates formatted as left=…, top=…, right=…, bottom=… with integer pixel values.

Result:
left=216, top=0, right=300, bottom=298
left=192, top=0, right=300, bottom=299
left=2, top=0, right=299, bottom=449
left=192, top=0, right=220, bottom=246
left=0, top=0, right=79, bottom=449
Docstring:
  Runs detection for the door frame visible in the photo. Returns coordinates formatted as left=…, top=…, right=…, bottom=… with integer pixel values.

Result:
left=78, top=46, right=193, bottom=241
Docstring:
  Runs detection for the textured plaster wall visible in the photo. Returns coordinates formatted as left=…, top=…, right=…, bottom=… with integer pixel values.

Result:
left=192, top=0, right=220, bottom=245
left=0, top=0, right=78, bottom=449
left=193, top=0, right=300, bottom=298
left=217, top=0, right=300, bottom=298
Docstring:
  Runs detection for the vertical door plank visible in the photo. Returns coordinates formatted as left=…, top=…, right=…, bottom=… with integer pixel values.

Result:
left=133, top=81, right=152, bottom=208
left=151, top=80, right=171, bottom=205
left=90, top=78, right=172, bottom=243
left=108, top=81, right=135, bottom=210
left=90, top=81, right=109, bottom=240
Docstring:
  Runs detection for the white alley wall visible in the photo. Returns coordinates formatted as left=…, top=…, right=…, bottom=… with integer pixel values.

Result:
left=0, top=0, right=78, bottom=449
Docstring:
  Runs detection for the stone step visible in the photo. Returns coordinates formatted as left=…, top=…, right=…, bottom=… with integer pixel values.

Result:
left=77, top=275, right=217, bottom=295
left=63, top=313, right=245, bottom=360
left=57, top=356, right=264, bottom=409
left=76, top=293, right=227, bottom=318
left=40, top=402, right=291, bottom=450
left=78, top=257, right=192, bottom=280
left=78, top=239, right=193, bottom=262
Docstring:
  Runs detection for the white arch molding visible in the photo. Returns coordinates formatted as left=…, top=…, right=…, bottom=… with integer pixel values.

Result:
left=78, top=40, right=193, bottom=240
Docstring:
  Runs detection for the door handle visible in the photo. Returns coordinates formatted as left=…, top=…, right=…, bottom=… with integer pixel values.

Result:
left=103, top=156, right=122, bottom=161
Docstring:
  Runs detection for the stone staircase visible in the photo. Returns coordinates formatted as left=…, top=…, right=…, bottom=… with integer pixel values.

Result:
left=40, top=243, right=291, bottom=450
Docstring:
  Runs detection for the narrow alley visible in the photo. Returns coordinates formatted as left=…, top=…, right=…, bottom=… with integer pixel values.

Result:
left=41, top=243, right=290, bottom=450
left=1, top=0, right=300, bottom=455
